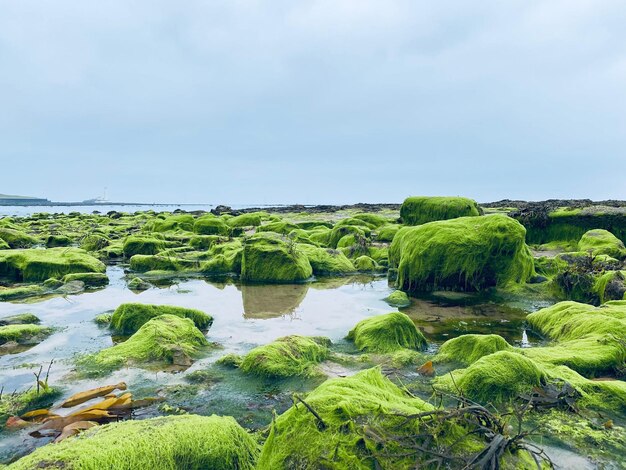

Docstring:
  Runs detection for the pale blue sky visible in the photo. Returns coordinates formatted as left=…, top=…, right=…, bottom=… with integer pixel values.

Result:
left=1, top=1, right=625, bottom=204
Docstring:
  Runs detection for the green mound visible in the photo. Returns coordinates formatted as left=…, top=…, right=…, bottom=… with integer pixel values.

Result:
left=241, top=234, right=312, bottom=283
left=144, top=214, right=195, bottom=233
left=193, top=216, right=230, bottom=235
left=258, top=367, right=472, bottom=469
left=0, top=248, right=105, bottom=282
left=240, top=335, right=330, bottom=378
left=298, top=244, right=355, bottom=275
left=0, top=313, right=40, bottom=326
left=123, top=235, right=166, bottom=256
left=347, top=312, right=426, bottom=353
left=383, top=290, right=411, bottom=308
left=110, top=303, right=213, bottom=334
left=80, top=234, right=109, bottom=252
left=45, top=234, right=71, bottom=248
left=376, top=224, right=401, bottom=242
left=390, top=215, right=534, bottom=292
left=525, top=301, right=626, bottom=376
left=7, top=414, right=259, bottom=470
left=0, top=388, right=60, bottom=426
left=353, top=255, right=378, bottom=272
left=435, top=334, right=512, bottom=366
left=77, top=315, right=210, bottom=376
left=400, top=196, right=480, bottom=226
left=0, top=228, right=38, bottom=248
left=0, top=324, right=53, bottom=346
left=0, top=285, right=45, bottom=301
left=437, top=351, right=545, bottom=404
left=578, top=229, right=626, bottom=259
left=62, top=272, right=109, bottom=287
left=226, top=212, right=263, bottom=228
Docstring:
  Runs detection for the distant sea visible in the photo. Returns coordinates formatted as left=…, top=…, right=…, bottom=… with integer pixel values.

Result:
left=0, top=204, right=258, bottom=217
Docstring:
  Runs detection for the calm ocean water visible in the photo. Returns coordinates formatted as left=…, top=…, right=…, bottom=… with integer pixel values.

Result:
left=0, top=204, right=268, bottom=217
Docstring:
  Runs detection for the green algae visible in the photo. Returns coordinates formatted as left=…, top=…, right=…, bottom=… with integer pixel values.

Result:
left=383, top=290, right=411, bottom=308
left=435, top=334, right=513, bottom=366
left=110, top=303, right=212, bottom=334
left=7, top=415, right=259, bottom=470
left=400, top=196, right=480, bottom=226
left=347, top=312, right=427, bottom=353
left=376, top=224, right=400, bottom=242
left=0, top=248, right=105, bottom=282
left=578, top=229, right=626, bottom=259
left=45, top=234, right=71, bottom=248
left=0, top=285, right=45, bottom=301
left=241, top=234, right=312, bottom=283
left=240, top=335, right=330, bottom=378
left=0, top=324, right=53, bottom=346
left=122, top=235, right=166, bottom=256
left=297, top=244, right=355, bottom=275
left=0, top=228, right=38, bottom=248
left=353, top=255, right=379, bottom=272
left=62, top=272, right=109, bottom=287
left=0, top=387, right=60, bottom=427
left=77, top=315, right=210, bottom=376
left=390, top=215, right=535, bottom=292
left=80, top=234, right=110, bottom=252
left=436, top=351, right=545, bottom=404
left=0, top=313, right=40, bottom=326
left=226, top=212, right=263, bottom=228
left=144, top=214, right=195, bottom=233
left=193, top=216, right=231, bottom=236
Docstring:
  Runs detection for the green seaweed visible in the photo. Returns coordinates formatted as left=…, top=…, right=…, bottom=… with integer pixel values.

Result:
left=400, top=196, right=480, bottom=226
left=110, top=303, right=213, bottom=334
left=0, top=248, right=105, bottom=282
left=435, top=334, right=513, bottom=366
left=347, top=312, right=427, bottom=353
left=241, top=234, right=312, bottom=283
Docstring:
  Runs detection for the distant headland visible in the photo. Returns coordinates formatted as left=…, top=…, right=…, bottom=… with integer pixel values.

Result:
left=0, top=193, right=154, bottom=207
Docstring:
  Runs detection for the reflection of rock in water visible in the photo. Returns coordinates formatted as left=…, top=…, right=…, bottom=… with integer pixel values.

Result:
left=309, top=274, right=379, bottom=290
left=241, top=284, right=309, bottom=319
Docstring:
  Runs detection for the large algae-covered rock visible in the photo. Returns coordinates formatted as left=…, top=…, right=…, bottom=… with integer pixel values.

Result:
left=78, top=315, right=209, bottom=376
left=144, top=214, right=195, bottom=233
left=524, top=300, right=626, bottom=376
left=390, top=215, right=534, bottom=292
left=297, top=244, right=355, bottom=275
left=7, top=415, right=259, bottom=470
left=435, top=334, right=513, bottom=366
left=110, top=303, right=212, bottom=334
left=241, top=234, right=312, bottom=283
left=62, top=272, right=109, bottom=287
left=0, top=324, right=53, bottom=347
left=436, top=351, right=545, bottom=403
left=0, top=228, right=38, bottom=248
left=0, top=285, right=45, bottom=301
left=240, top=335, right=330, bottom=377
left=122, top=235, right=166, bottom=256
left=193, top=216, right=230, bottom=235
left=383, top=290, right=411, bottom=308
left=258, top=368, right=467, bottom=470
left=0, top=248, right=106, bottom=282
left=347, top=312, right=426, bottom=353
left=578, top=229, right=626, bottom=259
left=400, top=196, right=480, bottom=226
left=226, top=212, right=263, bottom=228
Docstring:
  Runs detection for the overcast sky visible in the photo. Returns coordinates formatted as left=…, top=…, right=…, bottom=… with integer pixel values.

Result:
left=0, top=0, right=624, bottom=204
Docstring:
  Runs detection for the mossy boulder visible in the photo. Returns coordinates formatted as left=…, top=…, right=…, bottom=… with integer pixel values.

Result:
left=297, top=245, right=355, bottom=275
left=226, top=212, right=263, bottom=228
left=400, top=196, right=480, bottom=226
left=45, top=235, right=71, bottom=248
left=0, top=248, right=105, bottom=282
left=0, top=285, right=45, bottom=301
left=193, top=216, right=230, bottom=236
left=144, top=214, right=195, bottom=233
left=435, top=334, right=513, bottom=366
left=0, top=313, right=40, bottom=326
left=0, top=228, right=38, bottom=248
left=77, top=315, right=210, bottom=376
left=383, top=290, right=411, bottom=308
left=7, top=415, right=259, bottom=470
left=62, top=272, right=109, bottom=287
left=389, top=215, right=534, bottom=292
left=578, top=229, right=626, bottom=259
left=258, top=367, right=474, bottom=469
left=524, top=300, right=626, bottom=376
left=80, top=234, right=110, bottom=252
left=240, top=335, right=331, bottom=378
left=347, top=312, right=426, bottom=353
left=436, top=351, right=545, bottom=404
left=353, top=255, right=379, bottom=272
left=241, top=234, right=312, bottom=283
left=376, top=224, right=401, bottom=242
left=127, top=276, right=152, bottom=291
left=123, top=235, right=166, bottom=257
left=0, top=238, right=9, bottom=250
left=0, top=324, right=53, bottom=347
left=110, top=303, right=212, bottom=334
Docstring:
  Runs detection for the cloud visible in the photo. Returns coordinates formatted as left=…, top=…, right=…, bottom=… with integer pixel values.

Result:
left=0, top=0, right=624, bottom=203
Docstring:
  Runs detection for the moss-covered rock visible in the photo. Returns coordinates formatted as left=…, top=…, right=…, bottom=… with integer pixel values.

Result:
left=0, top=228, right=38, bottom=248
left=578, top=229, right=626, bottom=259
left=297, top=244, right=355, bottom=275
left=110, top=303, right=212, bottom=334
left=383, top=290, right=411, bottom=308
left=77, top=315, right=210, bottom=376
left=376, top=224, right=401, bottom=242
left=45, top=234, right=71, bottom=248
left=193, top=216, right=231, bottom=236
left=347, top=312, right=426, bottom=353
left=436, top=351, right=545, bottom=404
left=258, top=367, right=477, bottom=469
left=62, top=272, right=109, bottom=287
left=0, top=285, right=45, bottom=301
left=144, top=214, right=195, bottom=233
left=240, top=335, right=330, bottom=378
left=127, top=276, right=152, bottom=291
left=0, top=248, right=105, bottom=282
left=226, top=212, right=263, bottom=228
left=353, top=255, right=379, bottom=272
left=400, top=196, right=480, bottom=226
left=0, top=324, right=53, bottom=347
left=435, top=334, right=513, bottom=366
left=241, top=234, right=312, bottom=283
left=7, top=415, right=259, bottom=470
left=0, top=313, right=40, bottom=326
left=123, top=235, right=166, bottom=257
left=0, top=388, right=59, bottom=427
left=80, top=234, right=110, bottom=252
left=390, top=215, right=534, bottom=292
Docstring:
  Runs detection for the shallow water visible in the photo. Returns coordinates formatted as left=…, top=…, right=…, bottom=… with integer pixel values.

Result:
left=0, top=267, right=597, bottom=465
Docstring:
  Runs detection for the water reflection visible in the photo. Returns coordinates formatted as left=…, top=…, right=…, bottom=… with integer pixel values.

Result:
left=239, top=284, right=309, bottom=319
